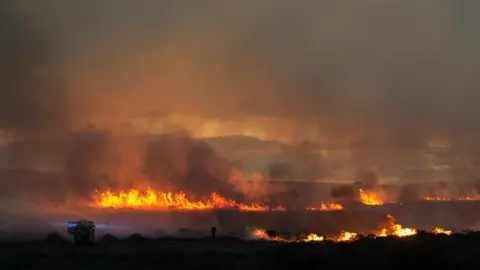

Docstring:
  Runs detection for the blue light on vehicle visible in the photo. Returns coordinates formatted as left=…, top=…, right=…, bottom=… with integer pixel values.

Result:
left=52, top=221, right=122, bottom=230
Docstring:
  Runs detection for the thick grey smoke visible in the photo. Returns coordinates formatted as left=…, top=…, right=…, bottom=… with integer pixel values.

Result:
left=0, top=0, right=67, bottom=138
left=1, top=0, right=480, bottom=206
left=66, top=125, right=119, bottom=198
left=144, top=133, right=242, bottom=198
left=268, top=141, right=324, bottom=181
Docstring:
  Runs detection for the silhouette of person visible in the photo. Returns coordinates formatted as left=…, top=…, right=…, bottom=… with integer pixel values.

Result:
left=211, top=226, right=217, bottom=240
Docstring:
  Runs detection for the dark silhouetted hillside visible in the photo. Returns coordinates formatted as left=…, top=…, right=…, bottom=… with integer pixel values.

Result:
left=42, top=232, right=68, bottom=245
left=98, top=233, right=119, bottom=244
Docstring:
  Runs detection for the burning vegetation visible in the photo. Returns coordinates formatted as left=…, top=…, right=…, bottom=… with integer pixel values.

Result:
left=251, top=214, right=452, bottom=243
left=358, top=189, right=384, bottom=206
left=424, top=196, right=479, bottom=201
left=305, top=202, right=344, bottom=211
left=93, top=185, right=480, bottom=211
left=94, top=187, right=344, bottom=212
left=90, top=172, right=478, bottom=239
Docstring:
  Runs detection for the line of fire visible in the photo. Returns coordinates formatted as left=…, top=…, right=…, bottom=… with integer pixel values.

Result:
left=90, top=181, right=480, bottom=243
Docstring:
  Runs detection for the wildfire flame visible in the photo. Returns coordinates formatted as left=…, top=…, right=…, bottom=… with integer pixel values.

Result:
left=250, top=214, right=440, bottom=243
left=378, top=214, right=416, bottom=237
left=424, top=196, right=475, bottom=201
left=252, top=229, right=269, bottom=239
left=433, top=227, right=452, bottom=235
left=94, top=188, right=271, bottom=211
left=328, top=231, right=358, bottom=242
left=94, top=187, right=343, bottom=212
left=359, top=189, right=384, bottom=206
left=305, top=202, right=344, bottom=211
left=305, top=233, right=324, bottom=242
left=251, top=229, right=287, bottom=242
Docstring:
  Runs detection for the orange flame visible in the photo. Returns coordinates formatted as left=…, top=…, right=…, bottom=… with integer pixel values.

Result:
left=94, top=187, right=343, bottom=212
left=252, top=230, right=325, bottom=242
left=305, top=202, right=344, bottom=211
left=94, top=187, right=271, bottom=211
left=252, top=229, right=269, bottom=239
left=433, top=227, right=452, bottom=235
left=251, top=216, right=451, bottom=243
left=305, top=233, right=324, bottom=242
left=378, top=214, right=416, bottom=237
left=424, top=196, right=475, bottom=201
left=328, top=231, right=358, bottom=242
left=251, top=229, right=287, bottom=242
left=424, top=196, right=448, bottom=201
left=359, top=189, right=384, bottom=206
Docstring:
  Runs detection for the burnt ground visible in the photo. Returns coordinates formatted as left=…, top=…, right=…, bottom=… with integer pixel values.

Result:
left=0, top=233, right=479, bottom=270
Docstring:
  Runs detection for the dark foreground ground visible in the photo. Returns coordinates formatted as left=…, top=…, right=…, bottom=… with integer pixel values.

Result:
left=0, top=233, right=479, bottom=270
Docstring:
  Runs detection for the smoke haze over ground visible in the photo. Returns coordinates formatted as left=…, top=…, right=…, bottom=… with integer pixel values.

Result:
left=1, top=0, right=480, bottom=231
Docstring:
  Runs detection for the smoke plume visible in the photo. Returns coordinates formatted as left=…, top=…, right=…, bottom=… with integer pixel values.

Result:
left=0, top=0, right=67, bottom=138
left=1, top=0, right=480, bottom=208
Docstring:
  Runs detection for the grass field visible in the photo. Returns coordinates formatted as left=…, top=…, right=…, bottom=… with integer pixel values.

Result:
left=0, top=233, right=479, bottom=270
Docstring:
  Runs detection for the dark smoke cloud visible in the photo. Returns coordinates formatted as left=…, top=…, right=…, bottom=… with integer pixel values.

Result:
left=144, top=133, right=242, bottom=198
left=1, top=0, right=480, bottom=207
left=0, top=125, right=120, bottom=201
left=268, top=162, right=294, bottom=182
left=398, top=183, right=420, bottom=202
left=0, top=127, right=247, bottom=203
left=268, top=140, right=324, bottom=181
left=353, top=170, right=379, bottom=189
left=0, top=1, right=67, bottom=138
left=330, top=186, right=355, bottom=199
left=330, top=169, right=380, bottom=199
left=66, top=125, right=119, bottom=198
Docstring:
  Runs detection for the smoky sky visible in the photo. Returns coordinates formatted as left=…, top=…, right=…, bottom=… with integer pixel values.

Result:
left=2, top=0, right=480, bottom=194
left=0, top=0, right=67, bottom=138
left=8, top=2, right=479, bottom=130
left=16, top=0, right=478, bottom=130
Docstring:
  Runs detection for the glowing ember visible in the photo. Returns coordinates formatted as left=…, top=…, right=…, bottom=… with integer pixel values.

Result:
left=359, top=189, right=384, bottom=206
left=306, top=202, right=344, bottom=211
left=272, top=206, right=287, bottom=211
left=424, top=196, right=475, bottom=201
left=424, top=196, right=449, bottom=201
left=252, top=229, right=269, bottom=239
left=433, top=227, right=452, bottom=235
left=238, top=204, right=270, bottom=212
